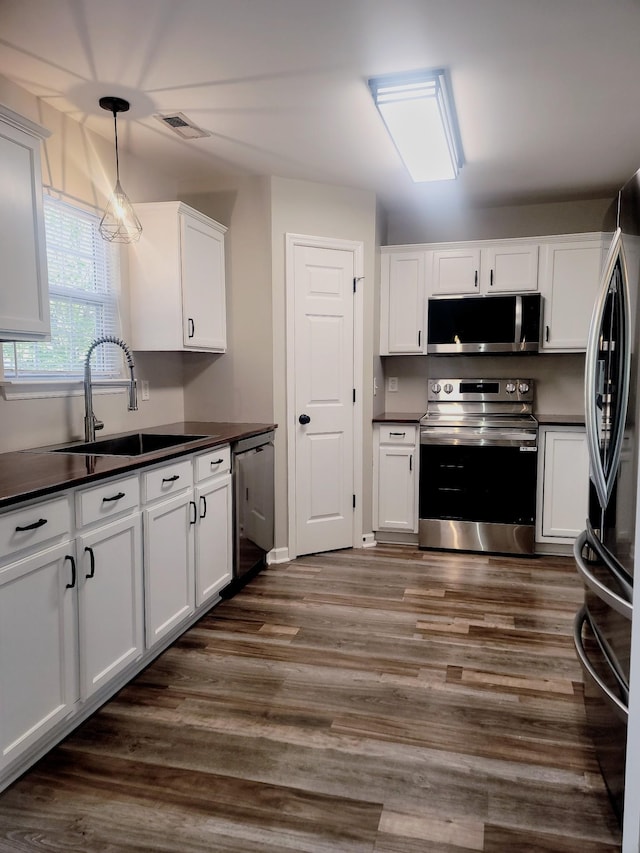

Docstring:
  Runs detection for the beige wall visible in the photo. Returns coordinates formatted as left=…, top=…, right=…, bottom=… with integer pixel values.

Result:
left=386, top=195, right=613, bottom=245
left=381, top=353, right=585, bottom=416
left=0, top=76, right=186, bottom=452
left=269, top=176, right=378, bottom=550
left=182, top=177, right=273, bottom=423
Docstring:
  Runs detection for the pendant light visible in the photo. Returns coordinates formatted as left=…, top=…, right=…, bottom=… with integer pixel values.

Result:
left=98, top=96, right=142, bottom=243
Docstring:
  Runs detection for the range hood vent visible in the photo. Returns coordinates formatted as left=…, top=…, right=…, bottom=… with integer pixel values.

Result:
left=153, top=112, right=210, bottom=139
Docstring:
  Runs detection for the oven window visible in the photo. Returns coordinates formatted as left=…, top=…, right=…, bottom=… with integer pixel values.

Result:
left=419, top=444, right=537, bottom=525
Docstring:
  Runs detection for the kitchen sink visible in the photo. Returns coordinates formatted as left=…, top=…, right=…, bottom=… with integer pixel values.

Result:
left=48, top=433, right=211, bottom=457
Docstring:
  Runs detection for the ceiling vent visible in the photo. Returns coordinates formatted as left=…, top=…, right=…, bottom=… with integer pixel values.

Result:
left=153, top=112, right=210, bottom=139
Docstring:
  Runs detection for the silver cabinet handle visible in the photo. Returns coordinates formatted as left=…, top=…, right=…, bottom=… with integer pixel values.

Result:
left=573, top=606, right=628, bottom=722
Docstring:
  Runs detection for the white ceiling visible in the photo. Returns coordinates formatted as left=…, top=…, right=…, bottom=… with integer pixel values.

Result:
left=1, top=0, right=640, bottom=217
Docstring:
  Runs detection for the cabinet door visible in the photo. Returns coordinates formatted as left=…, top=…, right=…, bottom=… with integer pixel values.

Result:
left=537, top=428, right=589, bottom=541
left=380, top=252, right=426, bottom=353
left=431, top=248, right=481, bottom=295
left=195, top=474, right=232, bottom=606
left=539, top=240, right=604, bottom=351
left=181, top=213, right=226, bottom=351
left=481, top=244, right=538, bottom=292
left=0, top=112, right=50, bottom=341
left=77, top=515, right=143, bottom=699
left=376, top=445, right=417, bottom=532
left=0, top=543, right=78, bottom=770
left=143, top=492, right=195, bottom=649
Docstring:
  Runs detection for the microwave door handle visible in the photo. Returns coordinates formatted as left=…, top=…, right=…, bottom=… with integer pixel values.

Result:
left=514, top=295, right=523, bottom=344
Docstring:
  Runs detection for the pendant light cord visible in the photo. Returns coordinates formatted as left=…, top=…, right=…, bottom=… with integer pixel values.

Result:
left=112, top=108, right=120, bottom=183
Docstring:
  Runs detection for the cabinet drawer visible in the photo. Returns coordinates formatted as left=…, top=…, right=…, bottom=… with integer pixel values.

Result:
left=0, top=495, right=71, bottom=561
left=194, top=446, right=231, bottom=482
left=143, top=458, right=193, bottom=503
left=75, top=475, right=140, bottom=528
left=378, top=425, right=417, bottom=445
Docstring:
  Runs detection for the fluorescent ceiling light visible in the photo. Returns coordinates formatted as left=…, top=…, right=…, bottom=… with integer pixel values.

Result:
left=368, top=68, right=463, bottom=183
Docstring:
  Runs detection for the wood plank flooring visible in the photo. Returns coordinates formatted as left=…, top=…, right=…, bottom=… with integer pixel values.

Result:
left=0, top=545, right=623, bottom=851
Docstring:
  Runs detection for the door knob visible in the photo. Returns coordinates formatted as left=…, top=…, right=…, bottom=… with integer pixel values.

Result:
left=299, top=414, right=311, bottom=425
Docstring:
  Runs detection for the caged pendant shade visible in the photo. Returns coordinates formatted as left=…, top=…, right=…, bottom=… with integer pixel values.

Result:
left=98, top=96, right=142, bottom=244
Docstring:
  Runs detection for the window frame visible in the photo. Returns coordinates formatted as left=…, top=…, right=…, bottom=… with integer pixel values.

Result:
left=1, top=192, right=126, bottom=400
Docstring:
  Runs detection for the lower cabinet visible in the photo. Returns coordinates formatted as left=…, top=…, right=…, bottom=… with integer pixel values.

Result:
left=0, top=440, right=236, bottom=790
left=373, top=424, right=419, bottom=533
left=194, top=472, right=232, bottom=606
left=0, top=541, right=78, bottom=770
left=536, top=426, right=589, bottom=544
left=77, top=514, right=143, bottom=698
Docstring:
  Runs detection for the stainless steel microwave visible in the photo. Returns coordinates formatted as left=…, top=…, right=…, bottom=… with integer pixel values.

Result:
left=427, top=293, right=542, bottom=354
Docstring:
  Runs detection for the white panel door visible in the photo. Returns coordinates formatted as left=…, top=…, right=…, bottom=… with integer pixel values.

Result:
left=294, top=244, right=354, bottom=555
left=431, top=248, right=481, bottom=294
left=0, top=543, right=78, bottom=770
left=382, top=252, right=425, bottom=353
left=180, top=213, right=226, bottom=350
left=538, top=428, right=589, bottom=541
left=77, top=515, right=144, bottom=699
left=481, top=244, right=539, bottom=292
left=194, top=474, right=232, bottom=606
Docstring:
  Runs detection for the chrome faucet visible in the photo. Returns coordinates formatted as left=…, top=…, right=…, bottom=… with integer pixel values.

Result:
left=84, top=335, right=138, bottom=442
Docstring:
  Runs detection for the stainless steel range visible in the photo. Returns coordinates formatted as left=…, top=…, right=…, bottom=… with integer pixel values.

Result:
left=419, top=378, right=538, bottom=555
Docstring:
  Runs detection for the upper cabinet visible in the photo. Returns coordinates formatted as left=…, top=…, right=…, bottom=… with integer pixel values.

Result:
left=380, top=233, right=606, bottom=355
left=431, top=242, right=539, bottom=295
left=538, top=234, right=606, bottom=352
left=380, top=250, right=427, bottom=354
left=0, top=105, right=50, bottom=342
left=129, top=201, right=227, bottom=352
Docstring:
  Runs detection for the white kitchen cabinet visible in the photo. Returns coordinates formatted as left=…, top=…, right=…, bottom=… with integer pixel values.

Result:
left=0, top=491, right=77, bottom=772
left=539, top=235, right=605, bottom=351
left=536, top=426, right=589, bottom=544
left=380, top=250, right=427, bottom=354
left=142, top=459, right=196, bottom=649
left=0, top=105, right=50, bottom=342
left=194, top=447, right=232, bottom=606
left=373, top=424, right=419, bottom=533
left=430, top=242, right=538, bottom=295
left=129, top=201, right=227, bottom=352
left=75, top=475, right=143, bottom=698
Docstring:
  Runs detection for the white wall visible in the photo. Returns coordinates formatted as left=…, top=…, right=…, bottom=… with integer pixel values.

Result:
left=0, top=75, right=186, bottom=452
left=269, top=176, right=378, bottom=549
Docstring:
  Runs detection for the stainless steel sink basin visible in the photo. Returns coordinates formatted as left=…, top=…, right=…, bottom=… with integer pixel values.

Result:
left=49, top=433, right=210, bottom=457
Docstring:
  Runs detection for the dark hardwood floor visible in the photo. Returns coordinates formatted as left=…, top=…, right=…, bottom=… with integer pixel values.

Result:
left=0, top=546, right=623, bottom=851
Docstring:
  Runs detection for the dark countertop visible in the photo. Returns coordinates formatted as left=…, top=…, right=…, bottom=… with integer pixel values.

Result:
left=535, top=414, right=585, bottom=426
left=373, top=412, right=425, bottom=424
left=0, top=421, right=276, bottom=510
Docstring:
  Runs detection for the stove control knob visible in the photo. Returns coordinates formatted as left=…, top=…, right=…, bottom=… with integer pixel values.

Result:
left=443, top=383, right=454, bottom=394
left=505, top=382, right=516, bottom=393
left=518, top=382, right=530, bottom=394
left=431, top=383, right=441, bottom=394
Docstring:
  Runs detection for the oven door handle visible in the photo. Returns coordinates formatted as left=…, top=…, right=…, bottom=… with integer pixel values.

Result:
left=573, top=606, right=628, bottom=722
left=420, top=427, right=537, bottom=447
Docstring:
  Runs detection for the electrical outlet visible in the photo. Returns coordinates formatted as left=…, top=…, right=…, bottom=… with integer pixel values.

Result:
left=141, top=380, right=150, bottom=401
left=388, top=376, right=398, bottom=392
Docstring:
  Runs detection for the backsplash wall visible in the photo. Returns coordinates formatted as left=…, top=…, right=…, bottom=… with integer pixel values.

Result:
left=381, top=353, right=585, bottom=416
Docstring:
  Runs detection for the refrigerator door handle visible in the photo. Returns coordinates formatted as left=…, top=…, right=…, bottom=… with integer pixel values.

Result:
left=574, top=530, right=633, bottom=619
left=573, top=606, right=628, bottom=722
left=584, top=227, right=631, bottom=509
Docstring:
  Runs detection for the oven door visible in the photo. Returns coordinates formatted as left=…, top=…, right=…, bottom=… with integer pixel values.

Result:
left=418, top=435, right=537, bottom=554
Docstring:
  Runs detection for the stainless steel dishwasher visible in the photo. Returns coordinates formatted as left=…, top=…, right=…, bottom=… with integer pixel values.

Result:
left=229, top=431, right=275, bottom=590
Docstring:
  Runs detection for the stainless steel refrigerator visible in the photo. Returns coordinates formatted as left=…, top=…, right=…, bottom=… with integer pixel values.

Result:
left=573, top=171, right=640, bottom=822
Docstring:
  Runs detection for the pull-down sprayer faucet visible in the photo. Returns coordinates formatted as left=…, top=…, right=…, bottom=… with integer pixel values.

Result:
left=83, top=335, right=137, bottom=442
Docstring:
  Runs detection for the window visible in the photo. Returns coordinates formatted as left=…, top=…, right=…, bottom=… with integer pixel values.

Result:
left=3, top=195, right=121, bottom=381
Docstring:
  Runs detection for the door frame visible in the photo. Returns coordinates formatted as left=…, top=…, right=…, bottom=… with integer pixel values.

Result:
left=285, top=233, right=364, bottom=560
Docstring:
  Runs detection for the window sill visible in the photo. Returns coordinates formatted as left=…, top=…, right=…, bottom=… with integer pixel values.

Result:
left=0, top=380, right=127, bottom=401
